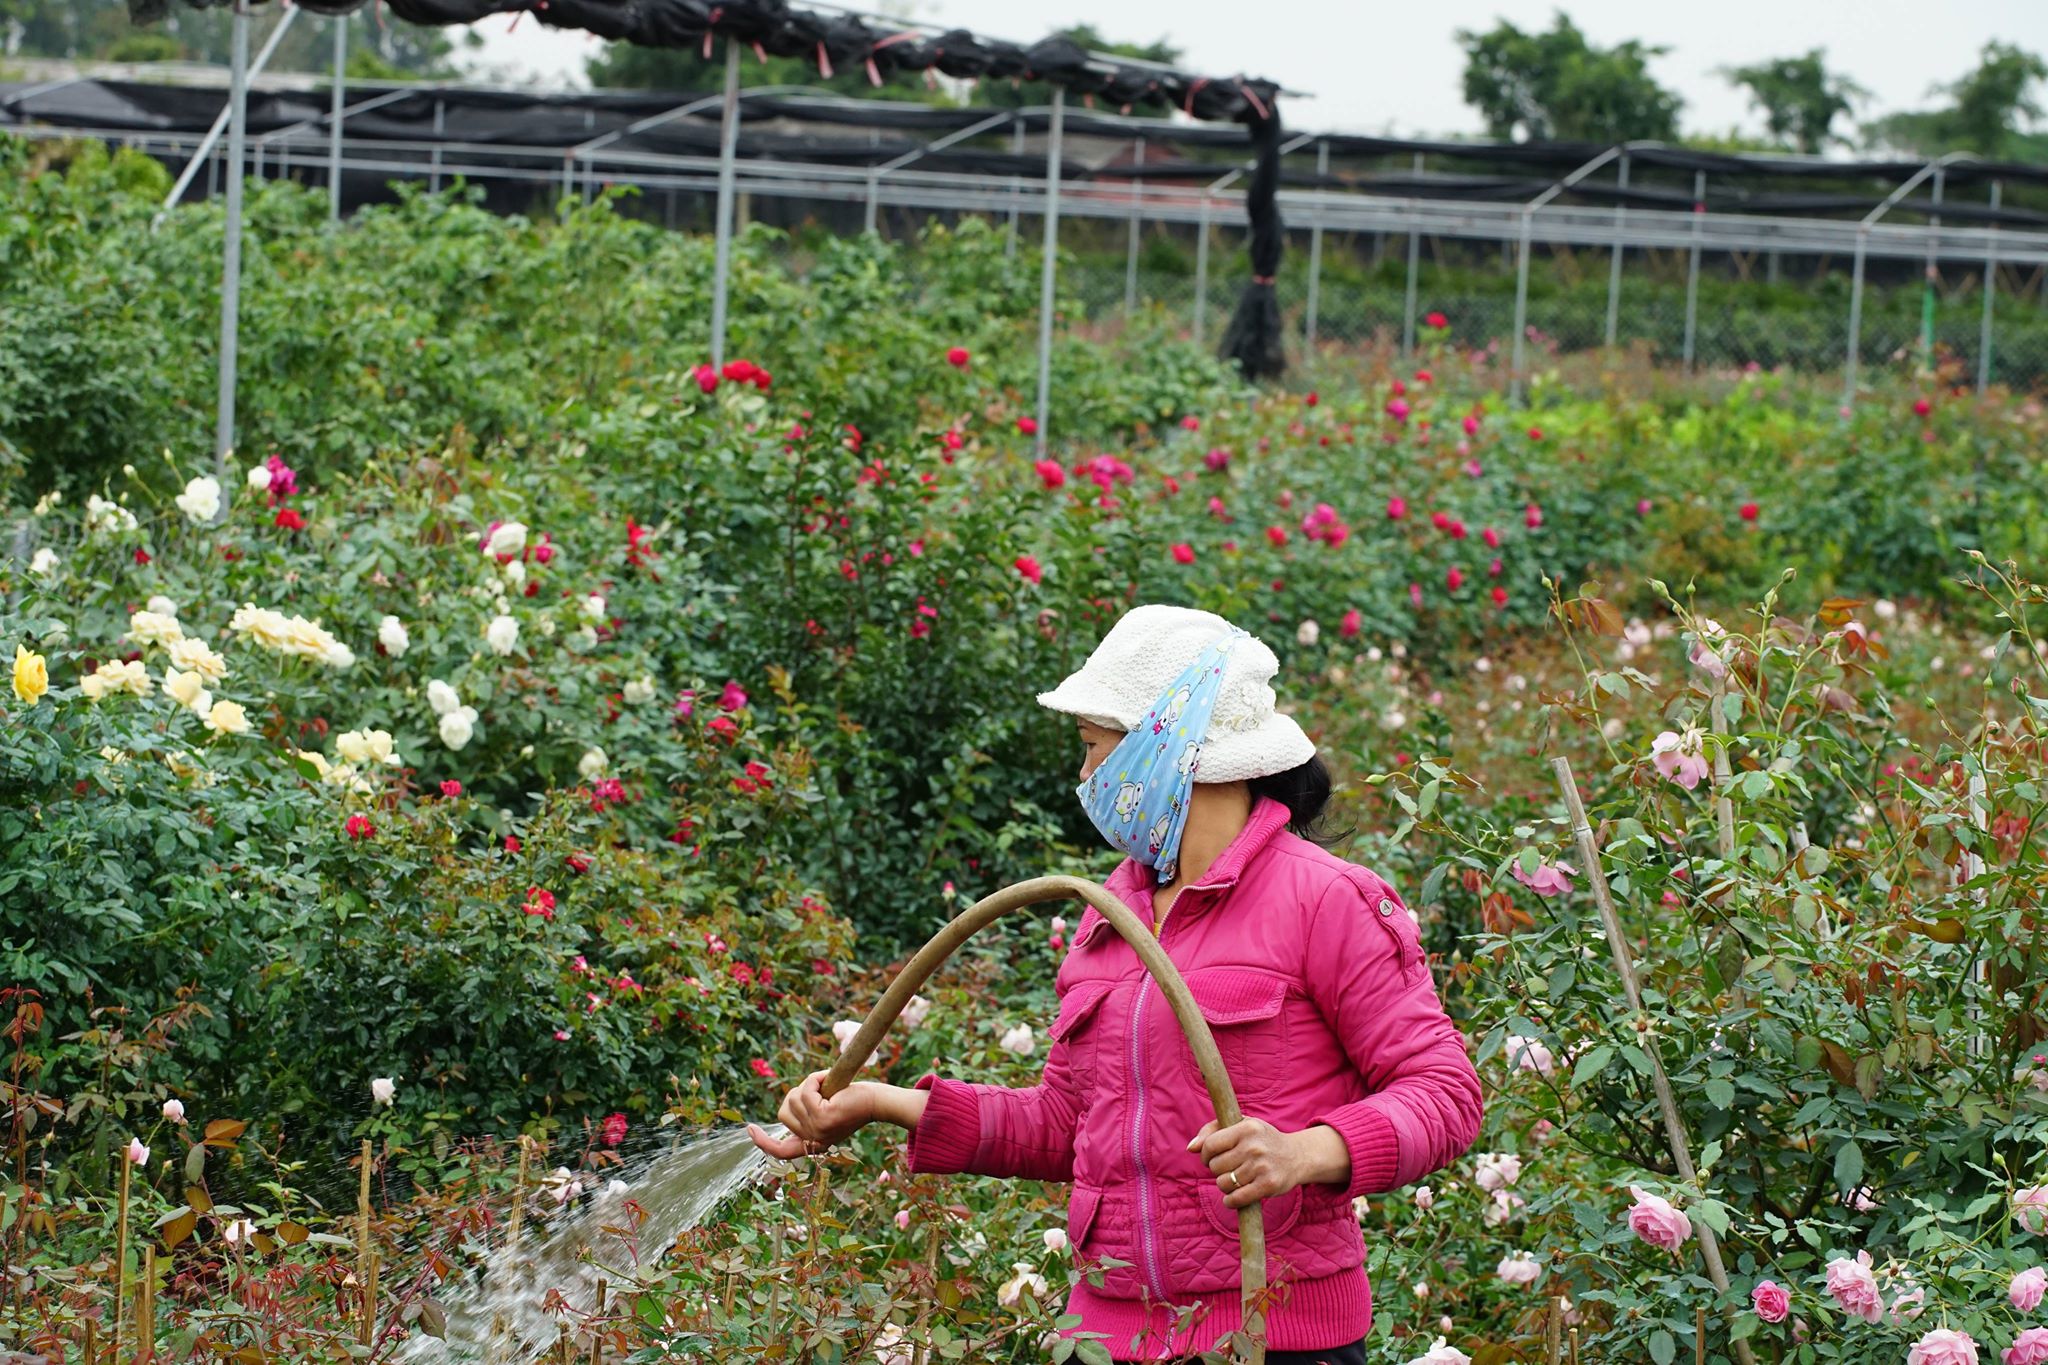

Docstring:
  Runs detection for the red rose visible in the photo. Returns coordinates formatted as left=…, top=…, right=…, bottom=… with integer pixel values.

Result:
left=1739, top=501, right=1759, bottom=522
left=1033, top=460, right=1066, bottom=489
left=1425, top=311, right=1449, bottom=329
left=1014, top=554, right=1043, bottom=584
left=946, top=346, right=970, bottom=368
left=1170, top=543, right=1195, bottom=565
left=439, top=779, right=462, bottom=797
left=344, top=814, right=374, bottom=840
left=1017, top=416, right=1038, bottom=435
left=274, top=508, right=305, bottom=532
left=601, top=1112, right=628, bottom=1147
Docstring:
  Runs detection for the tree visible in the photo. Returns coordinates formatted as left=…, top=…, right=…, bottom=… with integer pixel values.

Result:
left=1723, top=49, right=1867, bottom=153
left=1866, top=41, right=2048, bottom=157
left=1455, top=12, right=1682, bottom=144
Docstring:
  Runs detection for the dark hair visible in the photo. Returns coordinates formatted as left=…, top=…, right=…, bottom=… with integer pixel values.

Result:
left=1246, top=752, right=1352, bottom=849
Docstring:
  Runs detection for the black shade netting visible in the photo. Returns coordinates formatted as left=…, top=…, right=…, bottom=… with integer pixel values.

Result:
left=1219, top=107, right=1286, bottom=382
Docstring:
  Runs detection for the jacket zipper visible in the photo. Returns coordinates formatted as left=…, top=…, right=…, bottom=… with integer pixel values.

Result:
left=1126, top=886, right=1204, bottom=1310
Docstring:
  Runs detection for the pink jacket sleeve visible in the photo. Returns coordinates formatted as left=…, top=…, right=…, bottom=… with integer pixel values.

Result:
left=1301, top=867, right=1484, bottom=1201
left=903, top=1030, right=1083, bottom=1184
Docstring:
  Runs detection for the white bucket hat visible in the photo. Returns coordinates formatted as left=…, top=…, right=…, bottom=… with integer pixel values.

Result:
left=1036, top=604, right=1316, bottom=784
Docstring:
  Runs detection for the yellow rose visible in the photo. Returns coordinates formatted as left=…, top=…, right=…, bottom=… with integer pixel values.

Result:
left=167, top=637, right=228, bottom=683
left=164, top=668, right=210, bottom=713
left=12, top=645, right=48, bottom=705
left=203, top=699, right=250, bottom=736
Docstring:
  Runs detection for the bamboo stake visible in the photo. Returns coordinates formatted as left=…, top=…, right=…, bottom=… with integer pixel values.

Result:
left=1552, top=756, right=1757, bottom=1365
left=1709, top=677, right=1736, bottom=861
left=357, top=1139, right=374, bottom=1347
left=1696, top=1304, right=1707, bottom=1365
left=491, top=1138, right=534, bottom=1365
left=111, top=1154, right=132, bottom=1365
left=588, top=1278, right=606, bottom=1365
left=557, top=1326, right=573, bottom=1365
left=1568, top=1326, right=1579, bottom=1365
left=1546, top=1296, right=1564, bottom=1364
left=84, top=1313, right=97, bottom=1364
left=140, top=1245, right=156, bottom=1361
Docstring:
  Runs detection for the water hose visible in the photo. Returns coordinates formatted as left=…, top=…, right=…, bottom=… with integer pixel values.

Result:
left=820, top=875, right=1269, bottom=1365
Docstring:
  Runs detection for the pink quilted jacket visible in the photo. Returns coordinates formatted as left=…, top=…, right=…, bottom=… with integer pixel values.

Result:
left=906, top=795, right=1484, bottom=1361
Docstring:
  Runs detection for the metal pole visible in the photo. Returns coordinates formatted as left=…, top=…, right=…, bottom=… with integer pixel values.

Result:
left=864, top=168, right=879, bottom=234
left=1193, top=196, right=1211, bottom=346
left=1980, top=181, right=2001, bottom=393
left=1921, top=169, right=1944, bottom=367
left=1605, top=154, right=1628, bottom=348
left=1006, top=119, right=1023, bottom=260
left=708, top=39, right=742, bottom=369
left=1033, top=90, right=1065, bottom=460
left=155, top=2, right=299, bottom=225
left=1509, top=210, right=1532, bottom=403
left=1305, top=140, right=1329, bottom=349
left=328, top=15, right=345, bottom=220
left=1682, top=171, right=1705, bottom=371
left=1399, top=150, right=1420, bottom=357
left=430, top=98, right=445, bottom=193
left=1844, top=230, right=1868, bottom=409
left=215, top=4, right=252, bottom=474
left=1125, top=136, right=1144, bottom=320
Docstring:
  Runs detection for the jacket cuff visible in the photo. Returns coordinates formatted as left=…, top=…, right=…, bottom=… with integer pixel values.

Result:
left=904, top=1074, right=981, bottom=1174
left=1307, top=1102, right=1401, bottom=1201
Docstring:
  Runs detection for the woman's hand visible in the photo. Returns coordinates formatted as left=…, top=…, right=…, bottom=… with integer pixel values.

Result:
left=1187, top=1117, right=1352, bottom=1210
left=747, top=1071, right=878, bottom=1159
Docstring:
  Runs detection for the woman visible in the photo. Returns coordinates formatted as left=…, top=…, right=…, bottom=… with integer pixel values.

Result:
left=751, top=605, right=1484, bottom=1363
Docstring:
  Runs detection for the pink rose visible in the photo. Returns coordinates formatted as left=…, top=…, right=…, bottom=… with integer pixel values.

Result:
left=2014, top=1266, right=2046, bottom=1312
left=1650, top=729, right=1710, bottom=790
left=2019, top=1187, right=2048, bottom=1234
left=1825, top=1250, right=1884, bottom=1323
left=1751, top=1279, right=1789, bottom=1323
left=1512, top=860, right=1575, bottom=898
left=2006, top=1327, right=2048, bottom=1365
left=1625, top=1184, right=1692, bottom=1253
left=894, top=1209, right=911, bottom=1230
left=1414, top=1185, right=1435, bottom=1210
left=1495, top=1253, right=1540, bottom=1286
left=1907, top=1328, right=1979, bottom=1365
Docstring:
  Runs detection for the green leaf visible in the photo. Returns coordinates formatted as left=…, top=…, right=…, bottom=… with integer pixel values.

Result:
left=1730, top=1312, right=1760, bottom=1343
left=1571, top=1045, right=1614, bottom=1087
left=1794, top=1035, right=1823, bottom=1070
left=1834, top=1139, right=1864, bottom=1192
left=1649, top=1328, right=1676, bottom=1365
left=1704, top=1078, right=1735, bottom=1110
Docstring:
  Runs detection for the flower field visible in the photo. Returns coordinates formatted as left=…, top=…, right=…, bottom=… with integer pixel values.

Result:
left=7, top=136, right=2048, bottom=1364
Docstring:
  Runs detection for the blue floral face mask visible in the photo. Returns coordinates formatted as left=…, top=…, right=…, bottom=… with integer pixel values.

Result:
left=1075, top=628, right=1246, bottom=883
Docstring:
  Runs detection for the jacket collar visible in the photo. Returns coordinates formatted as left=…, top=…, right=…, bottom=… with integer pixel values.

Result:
left=1102, top=794, right=1292, bottom=901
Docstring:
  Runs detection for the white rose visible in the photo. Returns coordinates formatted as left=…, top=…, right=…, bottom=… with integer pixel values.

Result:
left=1296, top=619, right=1320, bottom=646
left=566, top=627, right=597, bottom=654
left=898, top=995, right=932, bottom=1030
left=577, top=746, right=608, bottom=779
left=378, top=616, right=409, bottom=657
left=483, top=521, right=527, bottom=559
left=246, top=464, right=272, bottom=491
left=426, top=679, right=461, bottom=716
left=29, top=547, right=59, bottom=575
left=996, top=1262, right=1048, bottom=1308
left=146, top=595, right=179, bottom=618
left=622, top=675, right=657, bottom=705
left=581, top=594, right=606, bottom=622
left=1042, top=1227, right=1069, bottom=1254
left=336, top=730, right=372, bottom=765
left=370, top=1076, right=396, bottom=1106
left=484, top=614, right=520, bottom=656
left=174, top=475, right=223, bottom=524
left=831, top=1020, right=880, bottom=1067
left=502, top=558, right=526, bottom=589
left=999, top=1024, right=1035, bottom=1056
left=439, top=705, right=478, bottom=751
left=127, top=611, right=185, bottom=647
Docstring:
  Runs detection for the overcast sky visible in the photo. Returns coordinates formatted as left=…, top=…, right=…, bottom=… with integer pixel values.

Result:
left=461, top=0, right=2048, bottom=141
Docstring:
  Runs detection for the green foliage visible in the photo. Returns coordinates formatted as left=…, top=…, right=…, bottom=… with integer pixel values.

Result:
left=1455, top=13, right=1683, bottom=143
left=1866, top=40, right=2048, bottom=157
left=1723, top=49, right=1869, bottom=153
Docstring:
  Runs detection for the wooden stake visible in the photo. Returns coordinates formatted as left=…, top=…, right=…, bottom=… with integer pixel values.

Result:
left=1546, top=1296, right=1563, bottom=1364
left=1696, top=1304, right=1707, bottom=1365
left=111, top=1154, right=132, bottom=1365
left=357, top=1139, right=375, bottom=1348
left=1552, top=755, right=1757, bottom=1365
left=588, top=1278, right=606, bottom=1365
left=83, top=1314, right=97, bottom=1365
left=1568, top=1327, right=1580, bottom=1365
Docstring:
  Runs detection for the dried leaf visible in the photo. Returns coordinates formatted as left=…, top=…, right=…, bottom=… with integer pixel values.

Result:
left=203, top=1118, right=247, bottom=1148
left=158, top=1207, right=197, bottom=1250
left=186, top=1185, right=213, bottom=1214
left=1820, top=1039, right=1857, bottom=1089
left=276, top=1220, right=310, bottom=1246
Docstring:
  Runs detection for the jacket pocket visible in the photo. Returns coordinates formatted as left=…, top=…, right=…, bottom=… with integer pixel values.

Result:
left=1047, top=979, right=1116, bottom=1100
left=1067, top=1183, right=1104, bottom=1251
left=1180, top=967, right=1290, bottom=1109
left=1197, top=1177, right=1301, bottom=1242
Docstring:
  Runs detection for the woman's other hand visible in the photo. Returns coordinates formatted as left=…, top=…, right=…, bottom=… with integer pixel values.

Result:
left=1187, top=1116, right=1352, bottom=1210
left=747, top=1072, right=884, bottom=1158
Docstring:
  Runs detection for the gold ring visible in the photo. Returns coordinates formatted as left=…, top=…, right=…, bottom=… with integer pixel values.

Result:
left=1227, top=1170, right=1240, bottom=1189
